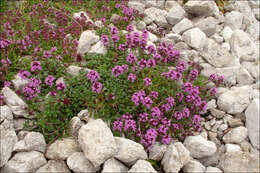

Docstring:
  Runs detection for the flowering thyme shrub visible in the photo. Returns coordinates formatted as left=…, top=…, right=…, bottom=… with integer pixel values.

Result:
left=0, top=0, right=224, bottom=148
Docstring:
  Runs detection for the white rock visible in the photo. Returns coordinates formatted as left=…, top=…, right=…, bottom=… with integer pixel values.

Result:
left=77, top=109, right=91, bottom=122
left=221, top=26, right=233, bottom=42
left=144, top=7, right=168, bottom=27
left=13, top=118, right=26, bottom=131
left=1, top=151, right=47, bottom=173
left=206, top=99, right=217, bottom=110
left=128, top=1, right=145, bottom=12
left=217, top=85, right=252, bottom=114
left=36, top=160, right=70, bottom=173
left=0, top=127, right=17, bottom=167
left=225, top=11, right=243, bottom=30
left=253, top=8, right=260, bottom=20
left=195, top=17, right=219, bottom=37
left=78, top=119, right=117, bottom=167
left=249, top=0, right=260, bottom=9
left=94, top=20, right=104, bottom=28
left=136, top=21, right=146, bottom=30
left=245, top=98, right=260, bottom=149
left=45, top=138, right=81, bottom=160
left=67, top=66, right=82, bottom=76
left=182, top=160, right=206, bottom=173
left=2, top=87, right=28, bottom=118
left=200, top=39, right=235, bottom=68
left=182, top=28, right=206, bottom=50
left=218, top=124, right=228, bottom=132
left=242, top=61, right=260, bottom=80
left=211, top=34, right=223, bottom=44
left=89, top=41, right=107, bottom=55
left=166, top=2, right=185, bottom=26
left=13, top=132, right=46, bottom=153
left=148, top=31, right=158, bottom=43
left=215, top=66, right=240, bottom=85
left=67, top=152, right=97, bottom=173
left=77, top=30, right=99, bottom=56
left=230, top=29, right=257, bottom=62
left=102, top=158, right=129, bottom=173
left=161, top=142, right=191, bottom=173
left=184, top=135, right=217, bottom=159
left=237, top=67, right=254, bottom=85
left=219, top=151, right=260, bottom=172
left=0, top=105, right=13, bottom=122
left=115, top=137, right=147, bottom=166
left=70, top=116, right=83, bottom=138
left=149, top=142, right=167, bottom=161
left=205, top=166, right=223, bottom=173
left=144, top=0, right=165, bottom=9
left=221, top=42, right=230, bottom=51
left=225, top=144, right=242, bottom=152
left=183, top=1, right=219, bottom=17
left=172, top=18, right=193, bottom=34
left=223, top=126, right=248, bottom=144
left=128, top=160, right=157, bottom=173
left=11, top=74, right=29, bottom=90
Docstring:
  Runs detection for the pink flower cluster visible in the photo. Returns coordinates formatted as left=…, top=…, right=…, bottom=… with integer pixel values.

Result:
left=87, top=70, right=103, bottom=94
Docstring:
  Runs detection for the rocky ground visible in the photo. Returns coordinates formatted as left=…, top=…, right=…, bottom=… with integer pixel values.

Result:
left=1, top=0, right=260, bottom=172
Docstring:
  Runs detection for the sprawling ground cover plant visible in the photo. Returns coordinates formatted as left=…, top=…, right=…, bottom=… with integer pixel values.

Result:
left=1, top=0, right=223, bottom=149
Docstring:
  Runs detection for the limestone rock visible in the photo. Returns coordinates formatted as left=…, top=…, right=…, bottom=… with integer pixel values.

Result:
left=149, top=142, right=167, bottom=161
left=13, top=132, right=46, bottom=153
left=78, top=119, right=117, bottom=167
left=172, top=18, right=193, bottom=35
left=223, top=126, right=248, bottom=144
left=182, top=160, right=206, bottom=173
left=184, top=135, right=217, bottom=159
left=217, top=85, right=252, bottom=114
left=128, top=1, right=145, bottom=12
left=70, top=116, right=83, bottom=138
left=245, top=98, right=260, bottom=149
left=67, top=152, right=97, bottom=173
left=36, top=160, right=70, bottom=173
left=1, top=151, right=47, bottom=173
left=2, top=87, right=28, bottom=118
left=195, top=17, right=219, bottom=37
left=102, top=158, right=128, bottom=173
left=205, top=166, right=223, bottom=173
left=115, top=137, right=147, bottom=166
left=219, top=151, right=260, bottom=172
left=11, top=74, right=29, bottom=90
left=200, top=39, right=235, bottom=68
left=144, top=7, right=168, bottom=27
left=225, top=144, right=242, bottom=153
left=45, top=137, right=81, bottom=160
left=128, top=160, right=157, bottom=173
left=182, top=28, right=207, bottom=50
left=237, top=67, right=254, bottom=85
left=183, top=1, right=219, bottom=17
left=89, top=41, right=107, bottom=55
left=166, top=2, right=185, bottom=26
left=225, top=11, right=243, bottom=30
left=77, top=30, right=99, bottom=56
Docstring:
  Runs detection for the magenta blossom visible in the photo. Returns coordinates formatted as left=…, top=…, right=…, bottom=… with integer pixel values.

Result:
left=101, top=35, right=109, bottom=46
left=87, top=70, right=100, bottom=83
left=56, top=82, right=66, bottom=90
left=30, top=61, right=42, bottom=72
left=128, top=73, right=136, bottom=82
left=45, top=75, right=55, bottom=86
left=19, top=70, right=31, bottom=80
left=144, top=77, right=152, bottom=87
left=92, top=82, right=102, bottom=93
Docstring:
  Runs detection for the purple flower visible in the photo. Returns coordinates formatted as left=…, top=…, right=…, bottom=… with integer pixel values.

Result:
left=122, top=64, right=128, bottom=71
left=115, top=3, right=121, bottom=8
left=145, top=128, right=158, bottom=146
left=147, top=45, right=156, bottom=55
left=128, top=73, right=136, bottom=82
left=150, top=91, right=158, bottom=99
left=112, top=34, right=119, bottom=43
left=210, top=87, right=217, bottom=96
left=188, top=69, right=199, bottom=81
left=217, top=75, right=224, bottom=84
left=126, top=24, right=134, bottom=32
left=118, top=44, right=126, bottom=51
left=112, top=65, right=124, bottom=77
left=124, top=119, right=136, bottom=132
left=172, top=123, right=179, bottom=130
left=144, top=77, right=152, bottom=87
left=87, top=70, right=100, bottom=83
left=4, top=81, right=11, bottom=87
left=30, top=61, right=42, bottom=72
left=142, top=96, right=153, bottom=108
left=126, top=53, right=137, bottom=64
left=92, top=82, right=102, bottom=93
left=192, top=115, right=201, bottom=124
left=182, top=107, right=190, bottom=118
left=48, top=91, right=57, bottom=96
left=182, top=82, right=193, bottom=93
left=146, top=59, right=156, bottom=68
left=113, top=120, right=123, bottom=132
left=162, top=135, right=171, bottom=145
left=56, top=82, right=66, bottom=90
left=131, top=94, right=140, bottom=106
left=138, top=59, right=147, bottom=70
left=122, top=112, right=133, bottom=120
left=151, top=107, right=161, bottom=118
left=19, top=70, right=31, bottom=80
left=56, top=55, right=62, bottom=60
left=139, top=112, right=148, bottom=123
left=209, top=74, right=217, bottom=81
left=173, top=111, right=183, bottom=120
left=166, top=97, right=175, bottom=107
left=43, top=50, right=52, bottom=58
left=101, top=35, right=109, bottom=46
left=50, top=46, right=57, bottom=52
left=176, top=61, right=187, bottom=73
left=161, top=103, right=171, bottom=112
left=45, top=75, right=55, bottom=86
left=110, top=26, right=118, bottom=35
